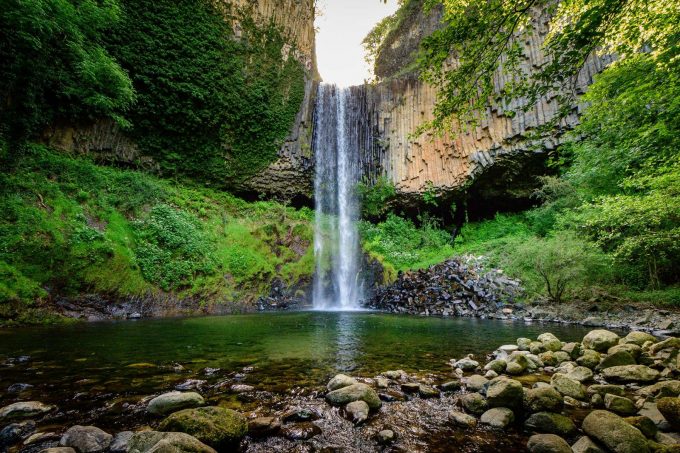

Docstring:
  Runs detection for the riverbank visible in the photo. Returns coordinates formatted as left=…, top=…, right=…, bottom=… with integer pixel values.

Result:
left=2, top=320, right=679, bottom=452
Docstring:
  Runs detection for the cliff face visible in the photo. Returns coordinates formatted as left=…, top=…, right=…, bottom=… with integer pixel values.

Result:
left=360, top=4, right=612, bottom=210
left=45, top=0, right=318, bottom=199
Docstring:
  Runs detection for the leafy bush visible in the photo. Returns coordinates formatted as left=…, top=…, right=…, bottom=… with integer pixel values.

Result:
left=357, top=176, right=397, bottom=219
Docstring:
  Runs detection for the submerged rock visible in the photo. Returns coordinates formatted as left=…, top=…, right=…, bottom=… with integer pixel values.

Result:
left=147, top=391, right=204, bottom=415
left=527, top=434, right=571, bottom=453
left=0, top=402, right=52, bottom=421
left=325, top=383, right=381, bottom=410
left=127, top=431, right=216, bottom=453
left=59, top=426, right=112, bottom=453
left=158, top=406, right=247, bottom=448
left=582, top=410, right=650, bottom=453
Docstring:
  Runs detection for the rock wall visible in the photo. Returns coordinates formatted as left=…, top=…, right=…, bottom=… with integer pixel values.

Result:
left=361, top=4, right=613, bottom=207
left=44, top=0, right=319, bottom=199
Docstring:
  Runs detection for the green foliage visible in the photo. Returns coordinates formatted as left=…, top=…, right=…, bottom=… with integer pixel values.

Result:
left=0, top=0, right=134, bottom=142
left=360, top=213, right=454, bottom=272
left=356, top=176, right=397, bottom=219
left=0, top=145, right=314, bottom=323
left=416, top=0, right=679, bottom=134
left=105, top=0, right=306, bottom=185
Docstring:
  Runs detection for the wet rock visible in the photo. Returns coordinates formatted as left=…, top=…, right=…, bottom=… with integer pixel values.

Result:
left=325, top=383, right=381, bottom=410
left=582, top=410, right=650, bottom=453
left=486, top=377, right=523, bottom=409
left=327, top=374, right=357, bottom=391
left=345, top=401, right=369, bottom=424
left=525, top=412, right=577, bottom=436
left=478, top=407, right=513, bottom=429
left=0, top=420, right=35, bottom=448
left=440, top=380, right=462, bottom=392
left=401, top=383, right=420, bottom=393
left=109, top=432, right=133, bottom=453
left=454, top=357, right=479, bottom=371
left=583, top=330, right=621, bottom=352
left=571, top=436, right=605, bottom=453
left=577, top=350, right=602, bottom=369
left=59, top=426, right=112, bottom=453
left=527, top=434, right=571, bottom=453
left=604, top=394, right=637, bottom=416
left=551, top=373, right=587, bottom=400
left=418, top=384, right=440, bottom=398
left=158, top=406, right=247, bottom=448
left=0, top=402, right=53, bottom=421
left=538, top=333, right=563, bottom=352
left=602, top=365, right=660, bottom=383
left=281, top=422, right=321, bottom=441
left=25, top=431, right=59, bottom=446
left=624, top=416, right=658, bottom=438
left=657, top=397, right=680, bottom=430
left=449, top=410, right=477, bottom=428
left=248, top=417, right=281, bottom=437
left=484, top=359, right=507, bottom=374
left=147, top=391, right=204, bottom=415
left=464, top=375, right=488, bottom=393
left=127, top=431, right=216, bottom=453
left=7, top=384, right=33, bottom=394
left=460, top=392, right=488, bottom=415
left=566, top=366, right=594, bottom=382
left=599, top=351, right=637, bottom=370
left=281, top=407, right=320, bottom=423
left=379, top=391, right=405, bottom=402
left=376, top=429, right=395, bottom=444
left=524, top=387, right=564, bottom=413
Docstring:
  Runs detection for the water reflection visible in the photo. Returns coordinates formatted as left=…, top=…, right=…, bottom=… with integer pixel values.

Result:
left=333, top=311, right=360, bottom=372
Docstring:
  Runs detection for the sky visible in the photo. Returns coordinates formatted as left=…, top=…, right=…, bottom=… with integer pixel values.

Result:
left=315, top=0, right=400, bottom=86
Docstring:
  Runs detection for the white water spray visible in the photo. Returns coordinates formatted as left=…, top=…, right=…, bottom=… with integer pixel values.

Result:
left=313, top=84, right=364, bottom=310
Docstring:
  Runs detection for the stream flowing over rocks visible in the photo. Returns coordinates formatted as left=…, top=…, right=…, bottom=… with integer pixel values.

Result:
left=366, top=256, right=680, bottom=334
left=4, top=328, right=680, bottom=452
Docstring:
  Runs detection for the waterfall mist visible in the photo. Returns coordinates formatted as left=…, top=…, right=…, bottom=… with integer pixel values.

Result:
left=312, top=84, right=366, bottom=310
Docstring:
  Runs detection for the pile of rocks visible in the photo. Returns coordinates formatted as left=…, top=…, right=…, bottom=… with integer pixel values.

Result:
left=366, top=257, right=523, bottom=316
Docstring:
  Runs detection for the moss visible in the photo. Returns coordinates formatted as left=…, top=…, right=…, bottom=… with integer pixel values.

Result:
left=158, top=406, right=247, bottom=448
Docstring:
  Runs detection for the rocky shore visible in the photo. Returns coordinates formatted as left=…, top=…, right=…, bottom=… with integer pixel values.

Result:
left=3, top=328, right=680, bottom=452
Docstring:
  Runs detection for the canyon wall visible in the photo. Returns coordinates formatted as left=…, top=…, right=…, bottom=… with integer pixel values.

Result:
left=45, top=0, right=319, bottom=199
left=360, top=3, right=613, bottom=209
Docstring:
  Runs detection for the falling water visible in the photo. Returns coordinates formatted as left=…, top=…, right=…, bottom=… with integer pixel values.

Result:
left=313, top=84, right=364, bottom=310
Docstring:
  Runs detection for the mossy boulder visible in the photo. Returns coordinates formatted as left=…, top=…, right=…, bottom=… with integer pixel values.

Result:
left=327, top=374, right=357, bottom=391
left=147, top=391, right=204, bottom=415
left=577, top=350, right=602, bottom=369
left=608, top=344, right=642, bottom=359
left=587, top=384, right=625, bottom=397
left=604, top=394, right=637, bottom=416
left=524, top=387, right=564, bottom=413
left=325, top=383, right=381, bottom=410
left=158, top=406, right=247, bottom=449
left=484, top=359, right=507, bottom=374
left=0, top=402, right=53, bottom=421
left=538, top=333, right=563, bottom=352
left=657, top=397, right=680, bottom=430
left=527, top=434, right=571, bottom=453
left=566, top=366, right=594, bottom=383
left=598, top=351, right=636, bottom=370
left=127, top=431, right=216, bottom=453
left=486, top=378, right=523, bottom=410
left=583, top=330, right=621, bottom=352
left=622, top=332, right=657, bottom=347
left=551, top=373, right=587, bottom=400
left=624, top=416, right=658, bottom=438
left=562, top=342, right=583, bottom=360
left=480, top=407, right=514, bottom=429
left=506, top=353, right=530, bottom=375
left=582, top=410, right=650, bottom=453
left=602, top=365, right=660, bottom=383
left=571, top=436, right=605, bottom=453
left=460, top=392, right=488, bottom=415
left=525, top=412, right=577, bottom=436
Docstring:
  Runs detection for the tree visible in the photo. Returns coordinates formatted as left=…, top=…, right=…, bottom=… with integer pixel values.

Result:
left=416, top=0, right=680, bottom=133
left=0, top=0, right=134, bottom=146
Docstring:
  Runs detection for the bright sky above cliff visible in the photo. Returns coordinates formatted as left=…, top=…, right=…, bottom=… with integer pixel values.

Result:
left=315, top=0, right=400, bottom=86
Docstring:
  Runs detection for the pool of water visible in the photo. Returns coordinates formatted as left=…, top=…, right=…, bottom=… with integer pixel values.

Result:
left=0, top=312, right=599, bottom=448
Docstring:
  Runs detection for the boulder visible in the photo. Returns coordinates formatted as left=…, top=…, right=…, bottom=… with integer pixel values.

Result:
left=608, top=344, right=642, bottom=359
left=484, top=359, right=507, bottom=374
left=539, top=351, right=559, bottom=367
left=0, top=420, right=35, bottom=448
left=0, top=402, right=52, bottom=421
left=454, top=357, right=480, bottom=371
left=604, top=394, right=637, bottom=416
left=551, top=373, right=587, bottom=400
left=562, top=342, right=583, bottom=360
left=518, top=338, right=532, bottom=351
left=571, top=436, right=605, bottom=453
left=506, top=354, right=530, bottom=375
left=577, top=350, right=602, bottom=369
left=582, top=410, right=650, bottom=453
left=650, top=338, right=680, bottom=355
left=59, top=426, right=112, bottom=453
left=480, top=407, right=514, bottom=429
left=657, top=397, right=680, bottom=430
left=464, top=375, right=489, bottom=393
left=327, top=374, right=357, bottom=391
left=587, top=384, right=625, bottom=397
left=538, top=333, right=563, bottom=352
left=325, top=383, right=381, bottom=410
left=110, top=432, right=133, bottom=453
left=598, top=351, right=637, bottom=370
left=527, top=434, right=571, bottom=453
left=602, top=365, right=660, bottom=383
left=418, top=384, right=441, bottom=398
left=460, top=392, right=488, bottom=415
left=524, top=387, right=564, bottom=413
left=127, top=431, right=216, bottom=453
left=622, top=332, right=657, bottom=347
left=486, top=378, right=523, bottom=410
left=640, top=381, right=680, bottom=398
left=147, top=392, right=204, bottom=416
left=530, top=341, right=546, bottom=355
left=158, top=406, right=247, bottom=448
left=345, top=401, right=369, bottom=424
left=566, top=366, right=594, bottom=382
left=583, top=330, right=621, bottom=352
left=624, top=416, right=658, bottom=438
left=524, top=412, right=577, bottom=436
left=449, top=410, right=477, bottom=428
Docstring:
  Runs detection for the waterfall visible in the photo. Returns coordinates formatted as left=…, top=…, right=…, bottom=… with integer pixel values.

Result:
left=312, top=84, right=365, bottom=310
